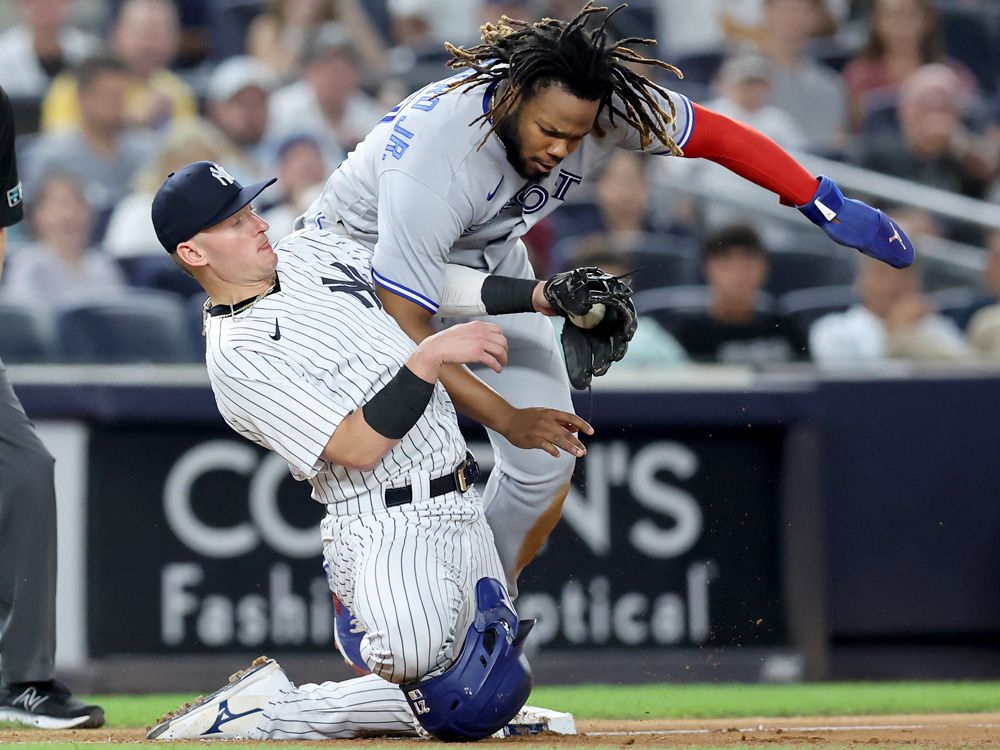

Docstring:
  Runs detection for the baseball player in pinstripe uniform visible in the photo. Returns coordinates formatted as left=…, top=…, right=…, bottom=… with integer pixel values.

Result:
left=146, top=160, right=586, bottom=741
left=294, top=2, right=916, bottom=606
left=0, top=85, right=104, bottom=730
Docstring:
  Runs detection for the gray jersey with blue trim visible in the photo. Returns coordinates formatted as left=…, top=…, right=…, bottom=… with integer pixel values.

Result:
left=297, top=73, right=694, bottom=313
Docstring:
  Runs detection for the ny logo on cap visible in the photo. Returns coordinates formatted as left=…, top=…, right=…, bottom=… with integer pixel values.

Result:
left=209, top=163, right=235, bottom=186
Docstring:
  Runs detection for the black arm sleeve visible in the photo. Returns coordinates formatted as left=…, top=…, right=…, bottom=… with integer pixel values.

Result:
left=481, top=275, right=538, bottom=315
left=361, top=365, right=435, bottom=440
left=0, top=86, right=24, bottom=229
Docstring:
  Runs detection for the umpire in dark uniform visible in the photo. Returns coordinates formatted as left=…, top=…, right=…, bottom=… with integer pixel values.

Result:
left=0, top=86, right=103, bottom=729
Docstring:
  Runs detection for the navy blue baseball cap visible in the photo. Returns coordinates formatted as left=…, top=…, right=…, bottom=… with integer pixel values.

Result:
left=151, top=161, right=276, bottom=253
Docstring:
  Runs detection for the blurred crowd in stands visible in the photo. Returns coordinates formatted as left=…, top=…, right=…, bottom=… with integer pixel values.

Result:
left=3, top=0, right=1000, bottom=370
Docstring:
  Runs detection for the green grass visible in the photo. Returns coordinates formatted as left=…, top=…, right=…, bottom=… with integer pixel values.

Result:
left=72, top=693, right=194, bottom=729
left=0, top=746, right=960, bottom=750
left=3, top=682, right=999, bottom=748
left=75, top=681, right=1000, bottom=727
left=528, top=681, right=1000, bottom=719
left=0, top=747, right=973, bottom=750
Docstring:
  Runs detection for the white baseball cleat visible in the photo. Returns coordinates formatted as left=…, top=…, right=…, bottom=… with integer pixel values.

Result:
left=495, top=704, right=577, bottom=737
left=146, top=656, right=292, bottom=740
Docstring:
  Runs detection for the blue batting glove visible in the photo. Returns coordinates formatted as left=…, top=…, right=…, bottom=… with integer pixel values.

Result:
left=797, top=175, right=915, bottom=269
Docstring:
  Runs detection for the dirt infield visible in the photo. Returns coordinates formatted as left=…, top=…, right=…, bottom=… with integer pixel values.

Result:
left=2, top=713, right=1000, bottom=746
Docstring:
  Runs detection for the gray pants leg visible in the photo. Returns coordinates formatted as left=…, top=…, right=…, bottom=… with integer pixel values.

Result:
left=0, top=359, right=57, bottom=685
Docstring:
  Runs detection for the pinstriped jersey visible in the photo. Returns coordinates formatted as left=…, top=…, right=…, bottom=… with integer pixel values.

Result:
left=204, top=227, right=467, bottom=508
left=297, top=71, right=695, bottom=314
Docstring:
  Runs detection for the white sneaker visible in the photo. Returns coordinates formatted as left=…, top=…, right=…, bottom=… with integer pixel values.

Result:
left=146, top=656, right=292, bottom=740
left=495, top=704, right=577, bottom=737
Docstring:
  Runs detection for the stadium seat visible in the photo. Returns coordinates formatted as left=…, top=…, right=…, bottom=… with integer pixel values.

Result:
left=605, top=0, right=658, bottom=43
left=765, top=247, right=857, bottom=297
left=123, top=254, right=204, bottom=297
left=921, top=256, right=987, bottom=294
left=8, top=96, right=42, bottom=136
left=117, top=256, right=155, bottom=286
left=663, top=78, right=709, bottom=103
left=668, top=49, right=725, bottom=86
left=777, top=285, right=859, bottom=337
left=628, top=238, right=700, bottom=291
left=546, top=201, right=603, bottom=243
left=552, top=233, right=699, bottom=290
left=404, top=47, right=454, bottom=90
left=56, top=289, right=199, bottom=363
left=859, top=94, right=900, bottom=136
left=634, top=284, right=775, bottom=335
left=940, top=5, right=999, bottom=93
left=206, top=0, right=267, bottom=61
left=814, top=44, right=851, bottom=74
left=627, top=250, right=699, bottom=291
left=634, top=284, right=712, bottom=313
left=0, top=299, right=52, bottom=363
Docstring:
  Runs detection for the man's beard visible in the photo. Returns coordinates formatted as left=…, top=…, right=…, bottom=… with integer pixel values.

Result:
left=494, top=111, right=534, bottom=180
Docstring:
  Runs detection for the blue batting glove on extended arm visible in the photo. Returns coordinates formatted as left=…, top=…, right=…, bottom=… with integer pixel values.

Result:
left=797, top=175, right=915, bottom=269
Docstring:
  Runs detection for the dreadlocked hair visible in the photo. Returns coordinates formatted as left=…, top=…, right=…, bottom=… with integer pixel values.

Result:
left=440, top=2, right=685, bottom=153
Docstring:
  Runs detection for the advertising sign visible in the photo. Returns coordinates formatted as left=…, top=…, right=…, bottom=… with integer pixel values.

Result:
left=87, top=425, right=787, bottom=655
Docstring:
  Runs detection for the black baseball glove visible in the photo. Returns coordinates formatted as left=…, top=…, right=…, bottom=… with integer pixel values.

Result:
left=543, top=266, right=638, bottom=389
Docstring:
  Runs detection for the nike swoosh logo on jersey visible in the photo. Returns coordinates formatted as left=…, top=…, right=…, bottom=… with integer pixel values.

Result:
left=269, top=320, right=281, bottom=340
left=486, top=176, right=504, bottom=201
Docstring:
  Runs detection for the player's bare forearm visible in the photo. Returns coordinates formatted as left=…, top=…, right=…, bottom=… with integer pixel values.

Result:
left=376, top=285, right=438, bottom=344
left=531, top=281, right=556, bottom=315
left=439, top=362, right=515, bottom=432
left=376, top=284, right=591, bottom=452
left=439, top=365, right=592, bottom=456
left=320, top=320, right=509, bottom=470
left=376, top=285, right=519, bottom=431
left=321, top=409, right=398, bottom=471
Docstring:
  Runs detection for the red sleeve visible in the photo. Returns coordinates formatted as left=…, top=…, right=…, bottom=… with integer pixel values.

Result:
left=681, top=102, right=818, bottom=207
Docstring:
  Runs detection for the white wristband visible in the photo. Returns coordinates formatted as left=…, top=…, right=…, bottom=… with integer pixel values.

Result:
left=437, top=264, right=488, bottom=316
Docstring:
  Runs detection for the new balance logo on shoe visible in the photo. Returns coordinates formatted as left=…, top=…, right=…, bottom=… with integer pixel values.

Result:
left=201, top=699, right=264, bottom=736
left=12, top=688, right=48, bottom=713
left=0, top=680, right=104, bottom=729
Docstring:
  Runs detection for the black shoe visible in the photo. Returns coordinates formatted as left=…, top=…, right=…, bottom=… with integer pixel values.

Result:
left=0, top=680, right=104, bottom=729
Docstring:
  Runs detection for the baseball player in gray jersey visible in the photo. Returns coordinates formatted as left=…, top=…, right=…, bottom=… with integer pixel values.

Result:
left=295, top=2, right=916, bottom=602
left=0, top=85, right=104, bottom=730
left=146, top=161, right=587, bottom=741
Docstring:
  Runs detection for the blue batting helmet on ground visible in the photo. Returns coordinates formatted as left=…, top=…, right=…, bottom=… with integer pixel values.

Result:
left=402, top=577, right=534, bottom=742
